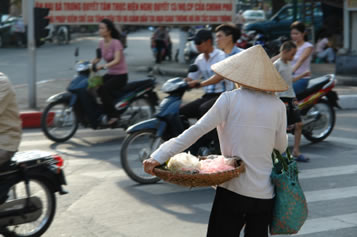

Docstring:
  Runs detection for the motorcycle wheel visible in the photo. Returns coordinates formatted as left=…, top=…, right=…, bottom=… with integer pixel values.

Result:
left=3, top=177, right=56, bottom=237
left=41, top=101, right=79, bottom=143
left=120, top=98, right=155, bottom=128
left=302, top=100, right=336, bottom=143
left=121, top=129, right=162, bottom=184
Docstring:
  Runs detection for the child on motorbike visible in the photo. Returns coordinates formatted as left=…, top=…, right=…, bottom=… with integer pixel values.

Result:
left=274, top=41, right=311, bottom=162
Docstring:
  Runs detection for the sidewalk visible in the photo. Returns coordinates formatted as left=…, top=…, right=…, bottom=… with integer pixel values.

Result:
left=15, top=61, right=357, bottom=129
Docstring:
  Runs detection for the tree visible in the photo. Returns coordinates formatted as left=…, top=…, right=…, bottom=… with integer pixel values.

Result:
left=272, top=0, right=286, bottom=15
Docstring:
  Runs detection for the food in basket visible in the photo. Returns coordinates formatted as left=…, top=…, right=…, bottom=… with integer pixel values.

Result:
left=154, top=153, right=245, bottom=187
left=200, top=156, right=235, bottom=174
left=167, top=152, right=201, bottom=172
left=166, top=153, right=236, bottom=174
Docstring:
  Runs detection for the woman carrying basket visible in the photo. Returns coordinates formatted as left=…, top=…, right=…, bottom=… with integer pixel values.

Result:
left=144, top=45, right=288, bottom=237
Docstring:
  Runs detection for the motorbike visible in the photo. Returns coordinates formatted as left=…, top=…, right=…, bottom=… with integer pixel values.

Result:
left=41, top=48, right=159, bottom=143
left=253, top=33, right=288, bottom=57
left=236, top=31, right=255, bottom=49
left=120, top=65, right=220, bottom=184
left=183, top=39, right=199, bottom=64
left=0, top=150, right=67, bottom=237
left=54, top=25, right=70, bottom=45
left=289, top=74, right=340, bottom=142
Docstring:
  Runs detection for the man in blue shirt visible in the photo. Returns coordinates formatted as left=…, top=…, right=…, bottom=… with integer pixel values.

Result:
left=180, top=29, right=226, bottom=120
left=192, top=23, right=243, bottom=91
left=182, top=25, right=242, bottom=154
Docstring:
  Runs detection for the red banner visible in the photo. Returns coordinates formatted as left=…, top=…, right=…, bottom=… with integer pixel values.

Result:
left=35, top=0, right=234, bottom=25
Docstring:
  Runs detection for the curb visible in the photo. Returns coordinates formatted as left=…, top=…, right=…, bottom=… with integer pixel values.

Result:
left=339, top=95, right=357, bottom=110
left=20, top=111, right=42, bottom=129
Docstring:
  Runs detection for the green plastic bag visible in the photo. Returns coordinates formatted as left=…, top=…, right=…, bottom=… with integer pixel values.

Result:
left=270, top=149, right=308, bottom=235
left=88, top=75, right=103, bottom=88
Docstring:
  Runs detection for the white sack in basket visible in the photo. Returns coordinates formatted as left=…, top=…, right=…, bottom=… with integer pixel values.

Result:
left=167, top=153, right=201, bottom=171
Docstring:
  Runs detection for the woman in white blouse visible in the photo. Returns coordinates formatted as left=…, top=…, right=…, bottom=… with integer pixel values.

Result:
left=144, top=45, right=288, bottom=237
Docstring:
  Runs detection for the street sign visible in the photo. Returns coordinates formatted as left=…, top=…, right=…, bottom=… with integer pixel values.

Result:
left=34, top=0, right=235, bottom=25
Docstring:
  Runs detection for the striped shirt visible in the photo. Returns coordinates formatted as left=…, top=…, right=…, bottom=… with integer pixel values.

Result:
left=223, top=46, right=244, bottom=91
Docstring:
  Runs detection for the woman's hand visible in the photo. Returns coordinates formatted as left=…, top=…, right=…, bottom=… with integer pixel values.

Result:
left=96, top=64, right=107, bottom=71
left=143, top=158, right=160, bottom=175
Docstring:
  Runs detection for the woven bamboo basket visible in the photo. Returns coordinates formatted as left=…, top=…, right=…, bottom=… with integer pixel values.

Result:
left=153, top=158, right=245, bottom=187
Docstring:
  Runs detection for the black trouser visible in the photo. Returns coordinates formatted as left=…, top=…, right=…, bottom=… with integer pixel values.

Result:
left=180, top=93, right=221, bottom=154
left=207, top=187, right=274, bottom=237
left=280, top=97, right=302, bottom=126
left=155, top=39, right=166, bottom=63
left=180, top=93, right=221, bottom=119
left=76, top=87, right=102, bottom=129
left=97, top=73, right=128, bottom=118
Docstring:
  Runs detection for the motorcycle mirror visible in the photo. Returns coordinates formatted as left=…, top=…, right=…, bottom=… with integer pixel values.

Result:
left=96, top=48, right=102, bottom=59
left=74, top=47, right=79, bottom=57
left=188, top=64, right=199, bottom=73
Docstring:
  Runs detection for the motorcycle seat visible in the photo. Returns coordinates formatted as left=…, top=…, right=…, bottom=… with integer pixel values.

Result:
left=112, top=79, right=155, bottom=98
left=296, top=76, right=330, bottom=101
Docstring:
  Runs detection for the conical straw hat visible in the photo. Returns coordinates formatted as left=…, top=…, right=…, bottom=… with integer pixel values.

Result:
left=211, top=45, right=288, bottom=92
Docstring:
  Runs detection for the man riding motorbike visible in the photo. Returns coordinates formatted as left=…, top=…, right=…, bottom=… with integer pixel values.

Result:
left=179, top=29, right=235, bottom=154
left=0, top=72, right=22, bottom=205
left=183, top=26, right=242, bottom=154
left=0, top=72, right=21, bottom=170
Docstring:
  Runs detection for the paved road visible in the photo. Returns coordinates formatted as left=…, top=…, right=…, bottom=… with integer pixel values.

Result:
left=14, top=109, right=357, bottom=237
left=0, top=29, right=180, bottom=86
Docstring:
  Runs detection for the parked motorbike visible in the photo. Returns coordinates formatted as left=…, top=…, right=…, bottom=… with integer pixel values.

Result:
left=41, top=49, right=159, bottom=143
left=289, top=74, right=340, bottom=142
left=183, top=39, right=199, bottom=64
left=236, top=31, right=255, bottom=49
left=54, top=25, right=70, bottom=45
left=253, top=33, right=288, bottom=57
left=120, top=65, right=220, bottom=184
left=45, top=25, right=70, bottom=45
left=0, top=150, right=67, bottom=236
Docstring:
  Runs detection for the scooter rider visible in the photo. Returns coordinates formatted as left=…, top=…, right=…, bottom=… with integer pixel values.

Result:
left=183, top=25, right=242, bottom=153
left=189, top=23, right=243, bottom=89
left=0, top=72, right=21, bottom=170
left=0, top=72, right=22, bottom=206
left=180, top=29, right=234, bottom=120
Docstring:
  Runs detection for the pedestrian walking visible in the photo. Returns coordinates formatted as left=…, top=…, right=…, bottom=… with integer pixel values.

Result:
left=144, top=45, right=288, bottom=237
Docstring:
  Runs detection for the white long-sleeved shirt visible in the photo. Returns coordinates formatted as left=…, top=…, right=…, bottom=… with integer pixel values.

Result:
left=152, top=88, right=288, bottom=199
left=188, top=48, right=234, bottom=93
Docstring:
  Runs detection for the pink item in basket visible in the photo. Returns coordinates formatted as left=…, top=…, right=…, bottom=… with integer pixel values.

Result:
left=199, top=156, right=235, bottom=174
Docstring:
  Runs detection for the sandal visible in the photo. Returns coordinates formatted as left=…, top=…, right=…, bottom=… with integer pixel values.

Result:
left=293, top=154, right=310, bottom=162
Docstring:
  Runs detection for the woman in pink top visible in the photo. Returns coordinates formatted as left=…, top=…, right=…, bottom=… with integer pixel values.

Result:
left=290, top=21, right=314, bottom=95
left=92, top=18, right=128, bottom=125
